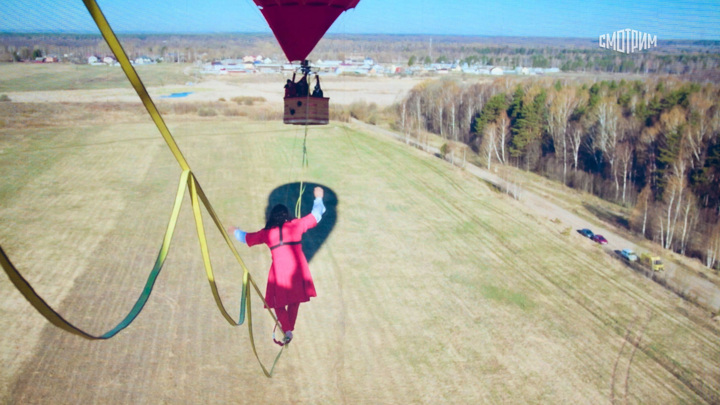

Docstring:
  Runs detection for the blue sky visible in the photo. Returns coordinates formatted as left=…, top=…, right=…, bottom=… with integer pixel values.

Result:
left=1, top=0, right=719, bottom=40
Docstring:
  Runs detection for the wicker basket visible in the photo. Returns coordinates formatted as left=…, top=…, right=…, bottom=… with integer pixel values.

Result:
left=283, top=96, right=329, bottom=125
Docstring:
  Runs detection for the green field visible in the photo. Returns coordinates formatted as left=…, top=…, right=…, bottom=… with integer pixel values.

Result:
left=1, top=115, right=719, bottom=403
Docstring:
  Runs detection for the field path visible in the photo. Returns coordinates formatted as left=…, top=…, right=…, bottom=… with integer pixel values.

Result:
left=351, top=119, right=720, bottom=313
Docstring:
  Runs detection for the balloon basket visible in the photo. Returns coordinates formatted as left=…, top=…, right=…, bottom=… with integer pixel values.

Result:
left=283, top=97, right=329, bottom=125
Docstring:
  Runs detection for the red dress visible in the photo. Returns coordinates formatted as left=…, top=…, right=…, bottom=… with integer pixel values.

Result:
left=245, top=214, right=318, bottom=308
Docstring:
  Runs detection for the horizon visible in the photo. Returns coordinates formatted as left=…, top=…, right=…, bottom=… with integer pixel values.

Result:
left=1, top=31, right=719, bottom=45
left=1, top=0, right=719, bottom=41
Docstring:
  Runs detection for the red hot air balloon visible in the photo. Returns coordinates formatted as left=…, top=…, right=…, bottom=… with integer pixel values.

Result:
left=252, top=0, right=361, bottom=63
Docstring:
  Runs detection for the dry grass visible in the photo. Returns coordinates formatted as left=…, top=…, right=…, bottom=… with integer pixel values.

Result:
left=0, top=101, right=287, bottom=129
left=1, top=117, right=719, bottom=403
left=230, top=96, right=267, bottom=105
left=0, top=63, right=190, bottom=92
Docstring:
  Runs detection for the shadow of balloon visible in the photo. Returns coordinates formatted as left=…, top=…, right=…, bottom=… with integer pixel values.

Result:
left=265, top=182, right=337, bottom=263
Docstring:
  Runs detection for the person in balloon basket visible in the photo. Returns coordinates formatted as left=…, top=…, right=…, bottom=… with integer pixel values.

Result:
left=228, top=186, right=326, bottom=346
left=311, top=75, right=323, bottom=98
left=295, top=73, right=309, bottom=97
left=284, top=78, right=297, bottom=98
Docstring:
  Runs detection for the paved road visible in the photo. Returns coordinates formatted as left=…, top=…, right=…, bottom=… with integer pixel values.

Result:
left=352, top=119, right=720, bottom=312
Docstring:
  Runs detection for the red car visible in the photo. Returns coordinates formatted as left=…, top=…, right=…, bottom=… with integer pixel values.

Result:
left=592, top=234, right=608, bottom=245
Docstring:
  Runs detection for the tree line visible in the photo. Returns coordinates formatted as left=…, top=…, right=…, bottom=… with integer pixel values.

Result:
left=3, top=34, right=718, bottom=79
left=396, top=76, right=720, bottom=270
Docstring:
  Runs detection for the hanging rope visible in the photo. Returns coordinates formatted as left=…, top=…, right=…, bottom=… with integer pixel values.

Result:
left=295, top=110, right=310, bottom=218
left=0, top=0, right=286, bottom=378
left=293, top=69, right=313, bottom=219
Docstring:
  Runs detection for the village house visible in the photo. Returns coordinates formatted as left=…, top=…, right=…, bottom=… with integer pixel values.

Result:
left=133, top=56, right=154, bottom=65
left=490, top=66, right=504, bottom=75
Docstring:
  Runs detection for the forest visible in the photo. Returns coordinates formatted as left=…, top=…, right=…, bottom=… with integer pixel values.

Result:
left=394, top=76, right=720, bottom=270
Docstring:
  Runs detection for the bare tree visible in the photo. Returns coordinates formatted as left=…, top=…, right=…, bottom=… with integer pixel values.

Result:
left=482, top=122, right=498, bottom=170
left=616, top=141, right=634, bottom=204
left=687, top=92, right=714, bottom=168
left=630, top=185, right=653, bottom=238
left=450, top=102, right=457, bottom=142
left=400, top=97, right=409, bottom=144
left=442, top=80, right=462, bottom=141
left=548, top=87, right=579, bottom=184
left=658, top=106, right=691, bottom=251
left=460, top=89, right=476, bottom=144
left=496, top=110, right=510, bottom=164
left=659, top=170, right=692, bottom=252
left=614, top=116, right=640, bottom=203
left=435, top=87, right=445, bottom=138
left=594, top=98, right=620, bottom=196
left=568, top=120, right=585, bottom=173
left=405, top=83, right=429, bottom=146
left=678, top=193, right=698, bottom=256
left=706, top=221, right=720, bottom=270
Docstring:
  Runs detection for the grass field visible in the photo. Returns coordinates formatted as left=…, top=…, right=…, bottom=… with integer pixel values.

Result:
left=1, top=111, right=719, bottom=403
left=0, top=63, right=192, bottom=92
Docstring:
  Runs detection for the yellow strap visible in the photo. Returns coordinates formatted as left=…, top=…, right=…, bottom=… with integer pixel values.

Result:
left=0, top=0, right=286, bottom=377
left=82, top=0, right=190, bottom=172
left=188, top=173, right=284, bottom=377
left=83, top=0, right=285, bottom=376
left=0, top=170, right=189, bottom=340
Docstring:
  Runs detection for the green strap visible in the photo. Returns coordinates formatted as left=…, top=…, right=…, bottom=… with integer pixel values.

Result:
left=0, top=170, right=189, bottom=340
left=0, top=0, right=287, bottom=378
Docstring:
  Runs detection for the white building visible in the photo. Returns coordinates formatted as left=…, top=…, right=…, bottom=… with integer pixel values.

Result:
left=134, top=56, right=153, bottom=65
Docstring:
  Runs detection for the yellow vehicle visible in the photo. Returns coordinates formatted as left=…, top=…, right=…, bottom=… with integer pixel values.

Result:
left=641, top=255, right=664, bottom=271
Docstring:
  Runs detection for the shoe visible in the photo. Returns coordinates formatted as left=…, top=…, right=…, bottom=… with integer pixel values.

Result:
left=284, top=330, right=293, bottom=344
left=272, top=326, right=285, bottom=346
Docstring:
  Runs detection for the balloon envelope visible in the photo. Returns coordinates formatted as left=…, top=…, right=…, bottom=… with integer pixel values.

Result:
left=253, top=0, right=360, bottom=62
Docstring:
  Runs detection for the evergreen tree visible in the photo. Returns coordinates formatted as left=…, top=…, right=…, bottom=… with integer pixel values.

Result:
left=510, top=88, right=548, bottom=161
left=692, top=140, right=720, bottom=210
left=473, top=93, right=508, bottom=135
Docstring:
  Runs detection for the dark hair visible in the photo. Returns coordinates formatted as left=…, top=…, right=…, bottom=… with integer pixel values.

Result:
left=265, top=204, right=290, bottom=229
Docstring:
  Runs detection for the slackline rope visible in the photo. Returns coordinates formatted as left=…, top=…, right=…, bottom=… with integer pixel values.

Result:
left=0, top=0, right=285, bottom=378
left=295, top=90, right=311, bottom=219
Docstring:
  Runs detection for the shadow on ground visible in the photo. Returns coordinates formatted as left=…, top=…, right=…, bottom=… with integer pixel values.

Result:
left=265, top=182, right=338, bottom=263
left=582, top=202, right=630, bottom=230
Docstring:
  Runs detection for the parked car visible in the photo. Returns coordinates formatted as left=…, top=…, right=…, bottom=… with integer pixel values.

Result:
left=592, top=234, right=608, bottom=245
left=620, top=249, right=638, bottom=262
left=641, top=255, right=664, bottom=271
left=578, top=228, right=594, bottom=238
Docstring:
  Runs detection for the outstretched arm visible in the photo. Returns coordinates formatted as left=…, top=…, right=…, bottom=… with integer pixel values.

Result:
left=227, top=226, right=247, bottom=244
left=311, top=186, right=326, bottom=223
